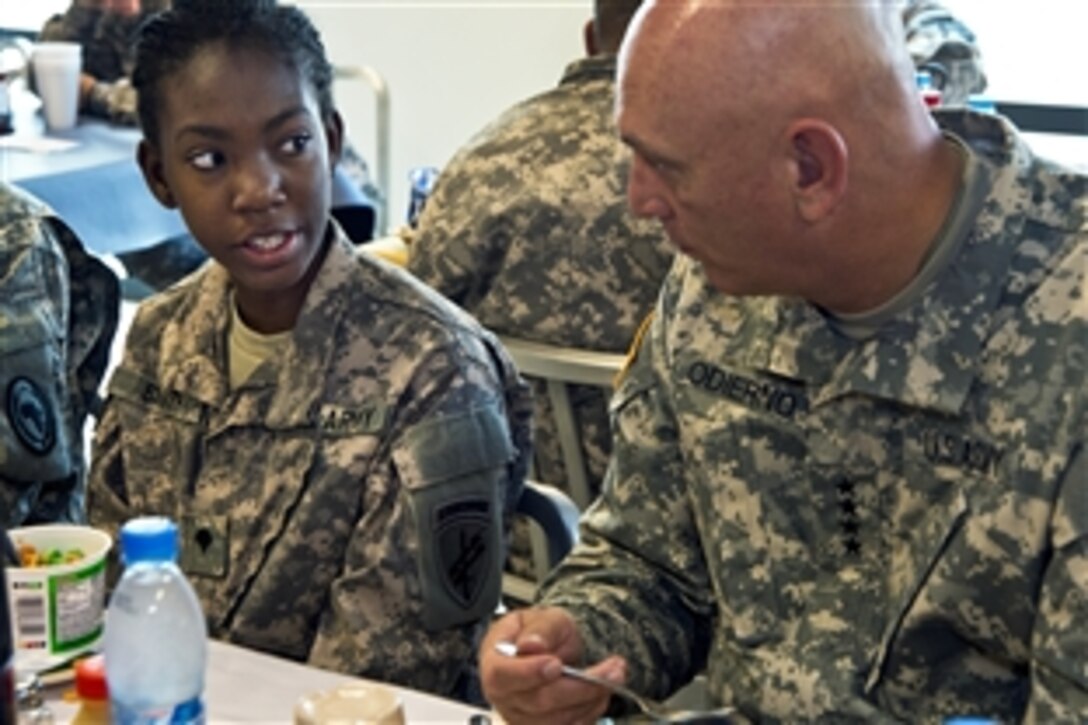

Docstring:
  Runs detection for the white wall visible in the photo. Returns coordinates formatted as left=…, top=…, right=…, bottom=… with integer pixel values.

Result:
left=300, top=1, right=590, bottom=234
left=945, top=1, right=1088, bottom=107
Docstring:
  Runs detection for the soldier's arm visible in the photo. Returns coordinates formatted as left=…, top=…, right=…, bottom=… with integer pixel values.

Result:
left=538, top=303, right=715, bottom=702
left=82, top=76, right=139, bottom=126
left=0, top=207, right=75, bottom=524
left=39, top=3, right=104, bottom=45
left=406, top=170, right=497, bottom=308
left=306, top=338, right=530, bottom=700
left=1024, top=443, right=1088, bottom=721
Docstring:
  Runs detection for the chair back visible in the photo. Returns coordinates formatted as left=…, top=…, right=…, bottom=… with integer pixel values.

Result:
left=504, top=480, right=580, bottom=606
left=497, top=335, right=626, bottom=510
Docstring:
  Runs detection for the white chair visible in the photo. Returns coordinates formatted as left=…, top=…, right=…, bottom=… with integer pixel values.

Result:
left=496, top=336, right=625, bottom=605
left=497, top=336, right=626, bottom=510
left=334, top=65, right=391, bottom=234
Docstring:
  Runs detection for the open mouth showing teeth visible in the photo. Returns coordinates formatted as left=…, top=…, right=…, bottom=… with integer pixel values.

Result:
left=248, top=232, right=292, bottom=251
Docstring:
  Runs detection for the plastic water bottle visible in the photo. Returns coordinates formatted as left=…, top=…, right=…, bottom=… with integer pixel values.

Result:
left=103, top=518, right=207, bottom=724
left=915, top=70, right=942, bottom=109
left=966, top=95, right=997, bottom=114
left=405, top=166, right=439, bottom=228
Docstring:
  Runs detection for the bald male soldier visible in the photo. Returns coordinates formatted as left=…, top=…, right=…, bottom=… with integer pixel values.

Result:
left=1, top=182, right=118, bottom=527
left=478, top=1, right=1087, bottom=723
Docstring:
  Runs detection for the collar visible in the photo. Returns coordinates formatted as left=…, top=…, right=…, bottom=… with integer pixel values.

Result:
left=559, top=55, right=618, bottom=87
left=799, top=112, right=1033, bottom=413
left=684, top=111, right=1039, bottom=415
left=156, top=224, right=357, bottom=427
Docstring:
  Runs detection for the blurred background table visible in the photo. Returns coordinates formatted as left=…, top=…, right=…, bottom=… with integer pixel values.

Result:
left=44, top=639, right=488, bottom=722
left=1, top=81, right=376, bottom=258
left=1, top=81, right=187, bottom=256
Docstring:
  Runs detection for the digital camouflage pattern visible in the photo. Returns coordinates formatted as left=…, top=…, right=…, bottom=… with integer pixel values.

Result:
left=409, top=55, right=674, bottom=500
left=901, top=0, right=987, bottom=106
left=88, top=231, right=532, bottom=701
left=539, top=110, right=1087, bottom=722
left=0, top=183, right=118, bottom=527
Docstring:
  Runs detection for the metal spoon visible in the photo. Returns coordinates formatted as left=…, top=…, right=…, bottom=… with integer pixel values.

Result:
left=493, top=640, right=737, bottom=723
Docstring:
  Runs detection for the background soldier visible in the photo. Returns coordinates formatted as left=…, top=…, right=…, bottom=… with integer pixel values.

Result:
left=0, top=182, right=118, bottom=527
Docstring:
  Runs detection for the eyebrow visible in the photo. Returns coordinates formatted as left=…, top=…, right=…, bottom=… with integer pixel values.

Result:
left=620, top=132, right=682, bottom=171
left=173, top=105, right=313, bottom=144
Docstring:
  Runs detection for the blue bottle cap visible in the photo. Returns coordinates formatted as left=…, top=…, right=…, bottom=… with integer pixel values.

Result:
left=120, top=516, right=179, bottom=565
left=967, top=95, right=996, bottom=114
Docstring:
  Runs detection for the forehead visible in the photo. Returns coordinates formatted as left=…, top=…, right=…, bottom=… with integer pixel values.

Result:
left=615, top=12, right=708, bottom=158
left=157, top=42, right=316, bottom=129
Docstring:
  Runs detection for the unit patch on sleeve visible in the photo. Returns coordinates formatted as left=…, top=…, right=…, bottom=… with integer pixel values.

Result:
left=5, top=377, right=57, bottom=456
left=434, top=497, right=493, bottom=609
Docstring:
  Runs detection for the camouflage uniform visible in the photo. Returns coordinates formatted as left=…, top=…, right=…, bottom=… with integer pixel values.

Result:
left=409, top=55, right=674, bottom=501
left=902, top=0, right=987, bottom=106
left=87, top=229, right=532, bottom=701
left=538, top=110, right=1087, bottom=723
left=1, top=182, right=119, bottom=527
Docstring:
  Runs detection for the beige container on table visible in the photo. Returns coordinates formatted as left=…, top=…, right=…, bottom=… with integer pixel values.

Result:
left=294, top=683, right=406, bottom=725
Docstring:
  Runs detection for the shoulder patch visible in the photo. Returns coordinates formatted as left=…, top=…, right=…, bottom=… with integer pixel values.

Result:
left=5, top=377, right=57, bottom=456
left=615, top=311, right=655, bottom=388
left=434, top=497, right=492, bottom=609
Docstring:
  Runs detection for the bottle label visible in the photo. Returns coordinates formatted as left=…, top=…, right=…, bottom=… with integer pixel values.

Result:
left=111, top=696, right=204, bottom=724
left=9, top=556, right=107, bottom=656
left=173, top=697, right=204, bottom=723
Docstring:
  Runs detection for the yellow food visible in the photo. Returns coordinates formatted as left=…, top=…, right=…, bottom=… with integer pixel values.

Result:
left=17, top=542, right=85, bottom=568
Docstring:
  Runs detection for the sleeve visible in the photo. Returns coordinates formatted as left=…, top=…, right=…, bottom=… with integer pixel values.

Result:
left=406, top=166, right=500, bottom=308
left=0, top=213, right=79, bottom=526
left=536, top=301, right=716, bottom=701
left=306, top=334, right=532, bottom=701
left=83, top=77, right=139, bottom=125
left=900, top=0, right=987, bottom=105
left=38, top=5, right=102, bottom=44
left=1024, top=443, right=1088, bottom=721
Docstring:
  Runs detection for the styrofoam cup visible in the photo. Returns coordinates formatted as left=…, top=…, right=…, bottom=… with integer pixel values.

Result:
left=31, top=42, right=82, bottom=131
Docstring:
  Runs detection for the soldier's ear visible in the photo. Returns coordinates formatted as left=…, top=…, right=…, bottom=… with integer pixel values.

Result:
left=137, top=140, right=177, bottom=209
left=324, top=110, right=344, bottom=171
left=784, top=118, right=848, bottom=223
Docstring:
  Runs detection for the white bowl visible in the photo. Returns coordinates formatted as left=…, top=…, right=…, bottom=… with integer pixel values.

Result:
left=5, top=524, right=112, bottom=673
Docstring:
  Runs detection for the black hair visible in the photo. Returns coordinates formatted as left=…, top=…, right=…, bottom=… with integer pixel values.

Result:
left=594, top=0, right=643, bottom=54
left=132, top=0, right=335, bottom=146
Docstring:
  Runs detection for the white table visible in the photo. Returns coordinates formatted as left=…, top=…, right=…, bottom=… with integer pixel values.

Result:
left=1, top=81, right=375, bottom=256
left=45, top=639, right=488, bottom=723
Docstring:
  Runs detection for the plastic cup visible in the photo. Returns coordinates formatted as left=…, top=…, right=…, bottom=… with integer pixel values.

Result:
left=31, top=42, right=82, bottom=131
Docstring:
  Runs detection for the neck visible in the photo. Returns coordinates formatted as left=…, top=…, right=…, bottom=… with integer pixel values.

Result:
left=812, top=133, right=965, bottom=315
left=233, top=229, right=331, bottom=334
left=234, top=288, right=304, bottom=335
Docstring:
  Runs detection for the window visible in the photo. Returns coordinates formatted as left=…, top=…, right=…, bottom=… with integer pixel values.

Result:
left=949, top=0, right=1088, bottom=107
